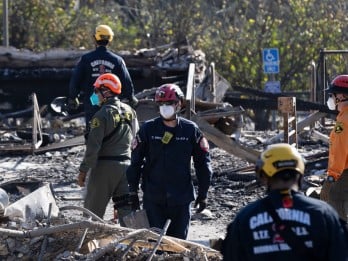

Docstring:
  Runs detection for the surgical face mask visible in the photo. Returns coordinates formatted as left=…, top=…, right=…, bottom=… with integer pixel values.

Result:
left=159, top=104, right=176, bottom=119
left=90, top=92, right=100, bottom=106
left=326, top=96, right=336, bottom=110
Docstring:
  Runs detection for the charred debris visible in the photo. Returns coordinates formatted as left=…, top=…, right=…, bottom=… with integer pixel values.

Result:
left=0, top=44, right=334, bottom=260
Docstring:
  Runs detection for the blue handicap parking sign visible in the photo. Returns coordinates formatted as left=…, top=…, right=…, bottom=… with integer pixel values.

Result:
left=263, top=48, right=279, bottom=73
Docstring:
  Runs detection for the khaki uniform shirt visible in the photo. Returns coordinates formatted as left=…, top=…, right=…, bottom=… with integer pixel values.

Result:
left=79, top=97, right=138, bottom=172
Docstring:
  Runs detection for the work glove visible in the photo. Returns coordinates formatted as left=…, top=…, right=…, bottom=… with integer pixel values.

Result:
left=77, top=171, right=87, bottom=187
left=128, top=192, right=140, bottom=211
left=194, top=196, right=207, bottom=213
left=67, top=97, right=80, bottom=111
left=128, top=95, right=139, bottom=109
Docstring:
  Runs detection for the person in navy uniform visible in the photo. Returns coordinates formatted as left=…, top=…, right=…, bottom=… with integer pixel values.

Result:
left=126, top=83, right=213, bottom=239
left=68, top=24, right=137, bottom=133
left=222, top=143, right=348, bottom=261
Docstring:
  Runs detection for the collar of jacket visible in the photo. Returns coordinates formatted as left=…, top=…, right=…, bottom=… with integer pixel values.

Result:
left=103, top=96, right=120, bottom=106
left=96, top=45, right=107, bottom=51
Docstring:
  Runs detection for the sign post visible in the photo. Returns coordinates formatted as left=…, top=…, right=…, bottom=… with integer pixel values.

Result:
left=263, top=48, right=280, bottom=130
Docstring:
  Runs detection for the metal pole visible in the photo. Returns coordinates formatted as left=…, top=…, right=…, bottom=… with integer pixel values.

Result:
left=2, top=0, right=9, bottom=46
left=270, top=74, right=276, bottom=130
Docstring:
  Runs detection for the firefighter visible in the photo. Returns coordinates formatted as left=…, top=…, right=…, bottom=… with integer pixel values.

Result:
left=222, top=143, right=348, bottom=260
left=77, top=73, right=139, bottom=225
left=68, top=24, right=138, bottom=135
left=320, top=74, right=348, bottom=223
left=126, top=83, right=213, bottom=239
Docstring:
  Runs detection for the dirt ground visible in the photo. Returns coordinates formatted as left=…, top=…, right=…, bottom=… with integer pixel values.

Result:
left=0, top=126, right=327, bottom=241
left=0, top=144, right=256, bottom=241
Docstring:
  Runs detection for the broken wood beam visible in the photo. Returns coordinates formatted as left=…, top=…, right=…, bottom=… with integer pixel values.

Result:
left=86, top=228, right=189, bottom=260
left=311, top=129, right=329, bottom=145
left=192, top=115, right=259, bottom=163
left=265, top=111, right=327, bottom=144
left=34, top=135, right=85, bottom=153
left=0, top=220, right=131, bottom=238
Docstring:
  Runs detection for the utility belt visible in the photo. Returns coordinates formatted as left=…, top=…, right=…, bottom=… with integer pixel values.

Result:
left=98, top=155, right=130, bottom=161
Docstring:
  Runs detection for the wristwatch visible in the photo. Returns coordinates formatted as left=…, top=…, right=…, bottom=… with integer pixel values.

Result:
left=327, top=176, right=335, bottom=182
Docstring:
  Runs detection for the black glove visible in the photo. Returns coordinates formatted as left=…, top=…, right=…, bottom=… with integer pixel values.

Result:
left=67, top=97, right=79, bottom=111
left=128, top=95, right=139, bottom=109
left=128, top=192, right=140, bottom=211
left=194, top=196, right=207, bottom=213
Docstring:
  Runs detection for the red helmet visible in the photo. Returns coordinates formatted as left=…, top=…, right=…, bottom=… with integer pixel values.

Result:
left=155, top=84, right=184, bottom=103
left=94, top=73, right=122, bottom=95
left=327, top=75, right=348, bottom=94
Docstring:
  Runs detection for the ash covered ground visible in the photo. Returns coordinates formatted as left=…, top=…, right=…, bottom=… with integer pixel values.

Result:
left=0, top=122, right=329, bottom=246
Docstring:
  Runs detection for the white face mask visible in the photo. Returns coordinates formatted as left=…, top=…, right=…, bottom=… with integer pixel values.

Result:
left=159, top=104, right=176, bottom=119
left=326, top=96, right=336, bottom=110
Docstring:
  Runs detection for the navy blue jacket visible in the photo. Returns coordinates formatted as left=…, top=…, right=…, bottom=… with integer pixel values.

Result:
left=222, top=190, right=348, bottom=261
left=69, top=45, right=135, bottom=124
left=126, top=117, right=213, bottom=206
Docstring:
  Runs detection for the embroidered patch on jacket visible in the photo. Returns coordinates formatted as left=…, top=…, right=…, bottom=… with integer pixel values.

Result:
left=334, top=122, right=344, bottom=133
left=199, top=137, right=209, bottom=152
left=90, top=118, right=100, bottom=129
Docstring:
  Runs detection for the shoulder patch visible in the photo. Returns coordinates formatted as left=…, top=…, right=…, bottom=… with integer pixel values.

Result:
left=199, top=137, right=209, bottom=152
left=334, top=122, right=344, bottom=133
left=90, top=118, right=100, bottom=129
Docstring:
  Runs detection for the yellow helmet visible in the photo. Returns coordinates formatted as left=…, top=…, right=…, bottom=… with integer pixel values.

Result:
left=95, top=25, right=114, bottom=42
left=255, top=143, right=305, bottom=178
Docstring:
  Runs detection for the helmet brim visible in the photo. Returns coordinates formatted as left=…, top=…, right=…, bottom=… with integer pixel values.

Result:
left=326, top=85, right=348, bottom=94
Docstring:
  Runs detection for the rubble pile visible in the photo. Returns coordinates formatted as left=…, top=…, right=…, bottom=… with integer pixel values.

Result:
left=0, top=207, right=222, bottom=260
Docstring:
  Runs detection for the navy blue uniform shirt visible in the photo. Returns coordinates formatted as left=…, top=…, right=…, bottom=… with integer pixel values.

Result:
left=127, top=116, right=212, bottom=206
left=222, top=190, right=348, bottom=261
left=69, top=46, right=135, bottom=124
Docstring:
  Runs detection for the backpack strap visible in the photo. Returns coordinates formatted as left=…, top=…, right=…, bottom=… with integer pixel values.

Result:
left=103, top=104, right=132, bottom=143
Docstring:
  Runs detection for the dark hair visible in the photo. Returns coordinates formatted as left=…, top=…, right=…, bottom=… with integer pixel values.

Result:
left=272, top=169, right=301, bottom=181
left=100, top=86, right=115, bottom=98
left=96, top=40, right=109, bottom=46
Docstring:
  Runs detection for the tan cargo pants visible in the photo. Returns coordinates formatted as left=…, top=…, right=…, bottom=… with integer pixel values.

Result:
left=320, top=171, right=348, bottom=222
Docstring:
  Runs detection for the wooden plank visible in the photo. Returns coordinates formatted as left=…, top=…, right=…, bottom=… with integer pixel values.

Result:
left=34, top=135, right=85, bottom=153
left=192, top=115, right=259, bottom=163
left=265, top=111, right=327, bottom=144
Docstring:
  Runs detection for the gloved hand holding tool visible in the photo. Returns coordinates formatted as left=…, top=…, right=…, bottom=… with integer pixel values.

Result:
left=128, top=192, right=140, bottom=211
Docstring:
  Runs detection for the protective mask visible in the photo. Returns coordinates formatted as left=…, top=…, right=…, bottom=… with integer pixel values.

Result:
left=326, top=96, right=336, bottom=110
left=159, top=104, right=175, bottom=119
left=90, top=93, right=100, bottom=106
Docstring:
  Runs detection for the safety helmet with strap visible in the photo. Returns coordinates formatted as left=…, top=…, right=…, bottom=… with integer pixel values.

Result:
left=327, top=75, right=348, bottom=94
left=155, top=84, right=184, bottom=103
left=255, top=143, right=305, bottom=179
left=94, top=73, right=122, bottom=95
left=95, top=25, right=114, bottom=42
